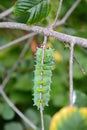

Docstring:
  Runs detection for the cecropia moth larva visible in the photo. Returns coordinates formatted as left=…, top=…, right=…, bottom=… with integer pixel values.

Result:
left=33, top=48, right=54, bottom=109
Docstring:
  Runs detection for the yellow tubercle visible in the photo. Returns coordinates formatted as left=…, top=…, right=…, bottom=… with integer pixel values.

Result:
left=54, top=51, right=63, bottom=62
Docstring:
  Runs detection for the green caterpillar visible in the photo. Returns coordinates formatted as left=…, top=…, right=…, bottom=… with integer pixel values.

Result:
left=33, top=48, right=54, bottom=109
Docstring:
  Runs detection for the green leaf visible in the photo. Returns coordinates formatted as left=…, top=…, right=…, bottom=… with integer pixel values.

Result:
left=4, top=122, right=23, bottom=130
left=0, top=103, right=4, bottom=115
left=14, top=0, right=50, bottom=24
left=58, top=112, right=87, bottom=130
left=23, top=109, right=39, bottom=128
left=73, top=91, right=87, bottom=107
left=52, top=93, right=69, bottom=107
left=2, top=104, right=15, bottom=120
left=0, top=63, right=5, bottom=76
left=10, top=91, right=32, bottom=104
left=13, top=74, right=32, bottom=92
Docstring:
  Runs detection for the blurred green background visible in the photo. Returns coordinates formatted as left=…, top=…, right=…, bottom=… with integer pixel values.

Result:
left=0, top=0, right=87, bottom=130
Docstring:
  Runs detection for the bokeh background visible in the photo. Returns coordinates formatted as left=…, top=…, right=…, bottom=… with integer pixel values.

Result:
left=0, top=0, right=87, bottom=130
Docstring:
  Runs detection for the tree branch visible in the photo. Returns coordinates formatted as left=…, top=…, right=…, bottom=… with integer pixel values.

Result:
left=0, top=22, right=87, bottom=48
left=0, top=89, right=36, bottom=130
left=0, top=32, right=37, bottom=50
left=0, top=7, right=13, bottom=19
left=56, top=0, right=81, bottom=26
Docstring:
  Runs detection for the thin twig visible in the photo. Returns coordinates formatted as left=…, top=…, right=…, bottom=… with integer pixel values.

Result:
left=0, top=34, right=36, bottom=129
left=79, top=47, right=87, bottom=55
left=40, top=36, right=47, bottom=130
left=1, top=39, right=32, bottom=90
left=64, top=42, right=86, bottom=75
left=52, top=0, right=63, bottom=27
left=40, top=105, right=44, bottom=130
left=56, top=0, right=81, bottom=26
left=0, top=22, right=87, bottom=48
left=69, top=43, right=74, bottom=106
left=0, top=89, right=36, bottom=130
left=0, top=6, right=13, bottom=19
left=0, top=5, right=5, bottom=10
left=74, top=54, right=86, bottom=75
left=0, top=38, right=37, bottom=129
left=0, top=32, right=37, bottom=51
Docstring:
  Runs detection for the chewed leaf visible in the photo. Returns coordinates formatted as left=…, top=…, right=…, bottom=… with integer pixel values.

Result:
left=14, top=0, right=50, bottom=24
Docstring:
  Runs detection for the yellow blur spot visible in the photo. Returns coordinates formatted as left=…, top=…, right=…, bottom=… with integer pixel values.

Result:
left=79, top=108, right=87, bottom=120
left=52, top=65, right=56, bottom=70
left=54, top=51, right=63, bottom=62
left=47, top=42, right=52, bottom=48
